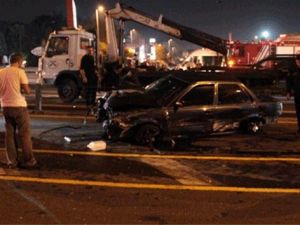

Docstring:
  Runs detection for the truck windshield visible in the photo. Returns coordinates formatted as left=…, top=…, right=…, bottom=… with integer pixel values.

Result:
left=145, top=75, right=188, bottom=106
left=46, top=37, right=69, bottom=57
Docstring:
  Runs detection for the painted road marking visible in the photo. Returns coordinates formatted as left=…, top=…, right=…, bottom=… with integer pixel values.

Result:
left=0, top=168, right=5, bottom=175
left=277, top=118, right=297, bottom=124
left=283, top=110, right=296, bottom=114
left=1, top=148, right=300, bottom=162
left=278, top=121, right=297, bottom=124
left=0, top=113, right=296, bottom=123
left=0, top=113, right=94, bottom=121
left=140, top=158, right=210, bottom=185
left=29, top=106, right=300, bottom=113
left=27, top=103, right=86, bottom=110
left=0, top=175, right=299, bottom=194
left=0, top=109, right=296, bottom=123
left=28, top=116, right=297, bottom=124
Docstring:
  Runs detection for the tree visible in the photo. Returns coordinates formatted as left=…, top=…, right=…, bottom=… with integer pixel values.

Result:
left=29, top=13, right=65, bottom=48
left=26, top=13, right=65, bottom=66
left=5, top=23, right=26, bottom=53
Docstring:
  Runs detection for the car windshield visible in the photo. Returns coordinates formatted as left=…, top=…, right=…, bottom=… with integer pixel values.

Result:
left=145, top=75, right=189, bottom=106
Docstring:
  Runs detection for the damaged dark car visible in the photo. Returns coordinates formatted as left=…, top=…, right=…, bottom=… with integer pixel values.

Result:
left=97, top=72, right=283, bottom=146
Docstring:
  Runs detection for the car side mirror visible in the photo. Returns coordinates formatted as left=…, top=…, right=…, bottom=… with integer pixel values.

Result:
left=174, top=101, right=183, bottom=112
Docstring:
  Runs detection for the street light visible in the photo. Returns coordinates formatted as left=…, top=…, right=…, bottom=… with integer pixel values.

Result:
left=172, top=46, right=176, bottom=55
left=98, top=5, right=105, bottom=12
left=262, top=30, right=270, bottom=39
left=130, top=29, right=136, bottom=44
left=96, top=5, right=105, bottom=70
left=168, top=39, right=174, bottom=59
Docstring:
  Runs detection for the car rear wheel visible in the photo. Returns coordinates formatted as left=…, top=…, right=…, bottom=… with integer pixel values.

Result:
left=244, top=119, right=264, bottom=134
left=135, top=124, right=160, bottom=146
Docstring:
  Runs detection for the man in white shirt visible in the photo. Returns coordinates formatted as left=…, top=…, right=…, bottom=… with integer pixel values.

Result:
left=0, top=53, right=37, bottom=169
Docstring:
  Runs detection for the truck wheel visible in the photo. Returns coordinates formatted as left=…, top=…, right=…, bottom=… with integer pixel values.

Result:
left=58, top=79, right=79, bottom=103
left=134, top=124, right=160, bottom=146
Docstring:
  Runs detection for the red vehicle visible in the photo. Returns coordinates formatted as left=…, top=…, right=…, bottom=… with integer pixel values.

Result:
left=228, top=41, right=264, bottom=66
left=228, top=34, right=300, bottom=67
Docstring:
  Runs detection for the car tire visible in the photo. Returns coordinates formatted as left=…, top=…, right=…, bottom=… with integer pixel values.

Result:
left=244, top=119, right=264, bottom=134
left=134, top=124, right=161, bottom=146
left=58, top=79, right=79, bottom=103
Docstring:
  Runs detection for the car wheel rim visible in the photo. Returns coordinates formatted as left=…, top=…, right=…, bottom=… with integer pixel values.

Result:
left=141, top=128, right=159, bottom=145
left=249, top=121, right=261, bottom=133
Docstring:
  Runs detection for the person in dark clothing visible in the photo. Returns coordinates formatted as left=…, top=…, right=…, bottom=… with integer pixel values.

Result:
left=103, top=61, right=120, bottom=90
left=80, top=46, right=98, bottom=114
left=286, top=54, right=300, bottom=133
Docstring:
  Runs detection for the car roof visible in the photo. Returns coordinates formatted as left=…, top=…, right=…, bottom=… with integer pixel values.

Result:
left=171, top=71, right=239, bottom=84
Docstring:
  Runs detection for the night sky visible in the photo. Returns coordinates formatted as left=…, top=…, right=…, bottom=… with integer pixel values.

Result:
left=0, top=0, right=299, bottom=44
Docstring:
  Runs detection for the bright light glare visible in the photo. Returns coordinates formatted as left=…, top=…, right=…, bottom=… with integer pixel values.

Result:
left=228, top=60, right=235, bottom=67
left=149, top=38, right=156, bottom=44
left=262, top=31, right=270, bottom=39
left=98, top=5, right=105, bottom=12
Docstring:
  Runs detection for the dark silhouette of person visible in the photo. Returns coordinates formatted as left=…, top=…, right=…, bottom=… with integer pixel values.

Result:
left=286, top=54, right=300, bottom=133
left=80, top=46, right=98, bottom=114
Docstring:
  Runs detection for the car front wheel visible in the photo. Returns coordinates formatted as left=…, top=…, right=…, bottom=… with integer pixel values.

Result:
left=134, top=124, right=160, bottom=146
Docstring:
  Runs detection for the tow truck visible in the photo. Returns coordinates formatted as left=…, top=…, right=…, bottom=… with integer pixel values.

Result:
left=35, top=1, right=228, bottom=102
left=35, top=1, right=296, bottom=103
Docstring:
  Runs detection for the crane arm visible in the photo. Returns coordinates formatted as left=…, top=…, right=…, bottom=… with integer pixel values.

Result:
left=107, top=3, right=227, bottom=55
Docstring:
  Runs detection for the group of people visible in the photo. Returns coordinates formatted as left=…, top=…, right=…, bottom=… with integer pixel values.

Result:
left=79, top=46, right=141, bottom=115
left=0, top=50, right=300, bottom=170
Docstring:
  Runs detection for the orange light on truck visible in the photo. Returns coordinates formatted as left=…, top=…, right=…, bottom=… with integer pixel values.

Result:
left=228, top=60, right=235, bottom=67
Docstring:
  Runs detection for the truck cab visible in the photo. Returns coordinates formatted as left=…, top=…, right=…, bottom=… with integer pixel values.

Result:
left=40, top=29, right=95, bottom=102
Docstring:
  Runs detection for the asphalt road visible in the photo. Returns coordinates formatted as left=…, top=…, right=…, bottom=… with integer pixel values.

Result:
left=0, top=87, right=300, bottom=224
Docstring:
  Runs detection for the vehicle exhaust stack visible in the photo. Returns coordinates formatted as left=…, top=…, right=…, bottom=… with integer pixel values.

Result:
left=65, top=0, right=78, bottom=29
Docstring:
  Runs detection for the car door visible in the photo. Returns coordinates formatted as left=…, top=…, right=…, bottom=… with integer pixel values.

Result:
left=213, top=83, right=255, bottom=133
left=168, top=83, right=216, bottom=137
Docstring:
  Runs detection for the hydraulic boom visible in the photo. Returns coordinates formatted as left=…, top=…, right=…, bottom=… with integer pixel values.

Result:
left=106, top=3, right=227, bottom=56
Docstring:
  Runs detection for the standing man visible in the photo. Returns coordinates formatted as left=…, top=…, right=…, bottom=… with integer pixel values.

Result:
left=80, top=46, right=98, bottom=115
left=286, top=54, right=300, bottom=133
left=0, top=53, right=37, bottom=168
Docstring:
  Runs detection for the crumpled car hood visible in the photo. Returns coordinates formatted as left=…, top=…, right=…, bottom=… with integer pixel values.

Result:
left=105, top=90, right=159, bottom=111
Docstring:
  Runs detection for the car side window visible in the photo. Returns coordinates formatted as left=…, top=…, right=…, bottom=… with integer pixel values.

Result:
left=181, top=85, right=214, bottom=106
left=218, top=84, right=252, bottom=105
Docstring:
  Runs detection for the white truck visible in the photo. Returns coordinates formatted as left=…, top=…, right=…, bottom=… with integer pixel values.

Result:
left=35, top=29, right=94, bottom=102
